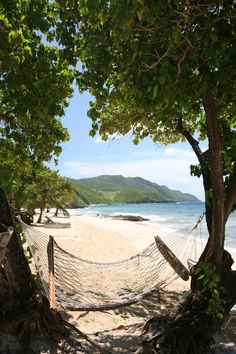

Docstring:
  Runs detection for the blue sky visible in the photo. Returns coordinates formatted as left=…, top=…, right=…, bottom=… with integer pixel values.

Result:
left=53, top=86, right=205, bottom=201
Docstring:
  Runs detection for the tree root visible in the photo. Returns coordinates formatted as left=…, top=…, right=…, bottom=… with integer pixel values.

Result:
left=142, top=252, right=236, bottom=354
left=63, top=319, right=113, bottom=354
left=0, top=293, right=113, bottom=353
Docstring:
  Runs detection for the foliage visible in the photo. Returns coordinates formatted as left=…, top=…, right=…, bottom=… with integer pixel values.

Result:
left=0, top=150, right=36, bottom=209
left=114, top=188, right=162, bottom=204
left=0, top=0, right=77, bottom=223
left=24, top=167, right=76, bottom=212
left=54, top=0, right=236, bottom=268
left=16, top=223, right=44, bottom=291
left=0, top=0, right=73, bottom=184
left=70, top=175, right=199, bottom=205
left=195, top=262, right=224, bottom=319
left=0, top=152, right=76, bottom=217
left=16, top=223, right=32, bottom=264
left=76, top=175, right=199, bottom=200
left=70, top=182, right=108, bottom=206
left=55, top=1, right=235, bottom=145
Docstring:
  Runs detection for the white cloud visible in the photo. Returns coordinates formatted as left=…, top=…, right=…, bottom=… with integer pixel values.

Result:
left=164, top=147, right=179, bottom=156
left=63, top=147, right=204, bottom=200
left=95, top=136, right=105, bottom=144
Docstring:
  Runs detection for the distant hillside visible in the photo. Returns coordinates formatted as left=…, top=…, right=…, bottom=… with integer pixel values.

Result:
left=69, top=175, right=200, bottom=207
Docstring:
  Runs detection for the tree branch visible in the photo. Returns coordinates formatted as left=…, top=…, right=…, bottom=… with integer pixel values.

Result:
left=176, top=118, right=213, bottom=240
left=176, top=46, right=190, bottom=82
left=176, top=119, right=211, bottom=191
left=0, top=113, right=15, bottom=126
left=135, top=27, right=156, bottom=33
left=176, top=118, right=204, bottom=165
left=0, top=114, right=10, bottom=122
left=141, top=44, right=173, bottom=71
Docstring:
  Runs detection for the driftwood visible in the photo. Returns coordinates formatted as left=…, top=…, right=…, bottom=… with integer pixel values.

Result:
left=44, top=216, right=71, bottom=228
left=44, top=222, right=71, bottom=229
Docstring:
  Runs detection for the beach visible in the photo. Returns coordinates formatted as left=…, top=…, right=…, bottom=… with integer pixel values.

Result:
left=28, top=211, right=236, bottom=353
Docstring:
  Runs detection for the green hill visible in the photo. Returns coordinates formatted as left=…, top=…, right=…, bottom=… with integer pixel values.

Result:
left=68, top=175, right=200, bottom=207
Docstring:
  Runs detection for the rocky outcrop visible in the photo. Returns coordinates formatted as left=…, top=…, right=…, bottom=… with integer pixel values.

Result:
left=111, top=215, right=149, bottom=222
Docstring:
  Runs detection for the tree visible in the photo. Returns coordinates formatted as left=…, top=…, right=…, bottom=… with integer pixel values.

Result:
left=0, top=0, right=73, bottom=351
left=23, top=167, right=76, bottom=221
left=54, top=1, right=236, bottom=352
left=51, top=178, right=76, bottom=216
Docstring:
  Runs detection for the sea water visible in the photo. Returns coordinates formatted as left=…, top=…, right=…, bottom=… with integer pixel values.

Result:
left=69, top=202, right=236, bottom=249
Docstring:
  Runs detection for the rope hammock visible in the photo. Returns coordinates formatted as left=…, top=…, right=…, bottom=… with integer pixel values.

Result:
left=20, top=215, right=205, bottom=311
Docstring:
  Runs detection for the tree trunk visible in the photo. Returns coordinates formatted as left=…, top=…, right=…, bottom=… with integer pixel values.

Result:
left=14, top=192, right=21, bottom=213
left=0, top=186, right=36, bottom=310
left=37, top=204, right=44, bottom=223
left=200, top=88, right=225, bottom=268
left=0, top=185, right=71, bottom=352
left=142, top=85, right=234, bottom=353
left=143, top=251, right=236, bottom=354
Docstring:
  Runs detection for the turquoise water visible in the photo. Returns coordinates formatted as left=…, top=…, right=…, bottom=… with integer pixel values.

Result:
left=70, top=202, right=236, bottom=249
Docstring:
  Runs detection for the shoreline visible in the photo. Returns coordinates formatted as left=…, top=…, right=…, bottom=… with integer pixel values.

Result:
left=69, top=204, right=236, bottom=248
left=28, top=210, right=236, bottom=352
left=36, top=212, right=192, bottom=292
left=34, top=211, right=236, bottom=277
left=37, top=211, right=236, bottom=264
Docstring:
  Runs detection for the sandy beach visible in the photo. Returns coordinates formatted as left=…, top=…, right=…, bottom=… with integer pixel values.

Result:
left=27, top=211, right=236, bottom=353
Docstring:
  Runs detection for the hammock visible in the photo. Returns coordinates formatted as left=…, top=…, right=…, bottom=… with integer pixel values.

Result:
left=20, top=216, right=205, bottom=311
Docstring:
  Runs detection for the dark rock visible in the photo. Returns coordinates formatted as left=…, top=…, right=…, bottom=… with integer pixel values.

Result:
left=111, top=215, right=149, bottom=222
left=18, top=211, right=33, bottom=225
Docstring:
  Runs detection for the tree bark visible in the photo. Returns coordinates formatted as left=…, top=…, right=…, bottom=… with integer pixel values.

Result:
left=0, top=185, right=36, bottom=310
left=143, top=251, right=236, bottom=354
left=0, top=186, right=72, bottom=352
left=201, top=87, right=225, bottom=268
left=142, top=83, right=233, bottom=353
left=37, top=204, right=44, bottom=223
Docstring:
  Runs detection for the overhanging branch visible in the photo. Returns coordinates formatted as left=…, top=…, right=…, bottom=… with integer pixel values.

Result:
left=176, top=118, right=212, bottom=223
left=176, top=118, right=204, bottom=165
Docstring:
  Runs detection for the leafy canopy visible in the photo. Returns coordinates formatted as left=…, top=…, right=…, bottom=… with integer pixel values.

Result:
left=0, top=0, right=73, bottom=167
left=55, top=0, right=236, bottom=169
left=52, top=1, right=236, bottom=226
left=24, top=166, right=76, bottom=212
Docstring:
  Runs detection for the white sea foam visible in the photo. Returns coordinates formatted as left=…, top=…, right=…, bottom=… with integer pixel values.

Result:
left=67, top=203, right=236, bottom=249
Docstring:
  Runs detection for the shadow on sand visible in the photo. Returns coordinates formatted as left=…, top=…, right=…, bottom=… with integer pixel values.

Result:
left=61, top=289, right=183, bottom=353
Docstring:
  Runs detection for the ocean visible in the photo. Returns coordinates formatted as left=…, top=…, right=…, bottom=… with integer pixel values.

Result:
left=69, top=202, right=236, bottom=249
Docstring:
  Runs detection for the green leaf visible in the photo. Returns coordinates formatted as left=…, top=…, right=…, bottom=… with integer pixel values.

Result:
left=197, top=274, right=205, bottom=280
left=137, top=10, right=143, bottom=21
left=80, top=7, right=89, bottom=16
left=152, top=85, right=158, bottom=98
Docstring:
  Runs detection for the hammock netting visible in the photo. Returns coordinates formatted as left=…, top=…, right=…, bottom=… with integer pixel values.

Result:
left=21, top=219, right=205, bottom=311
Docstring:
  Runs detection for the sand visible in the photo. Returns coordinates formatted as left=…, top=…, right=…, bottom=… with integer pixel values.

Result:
left=29, top=211, right=236, bottom=353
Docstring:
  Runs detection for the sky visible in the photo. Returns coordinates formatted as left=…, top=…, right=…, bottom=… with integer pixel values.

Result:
left=52, top=86, right=206, bottom=201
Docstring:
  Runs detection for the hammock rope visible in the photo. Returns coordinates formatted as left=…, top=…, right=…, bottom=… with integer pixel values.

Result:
left=20, top=216, right=205, bottom=311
